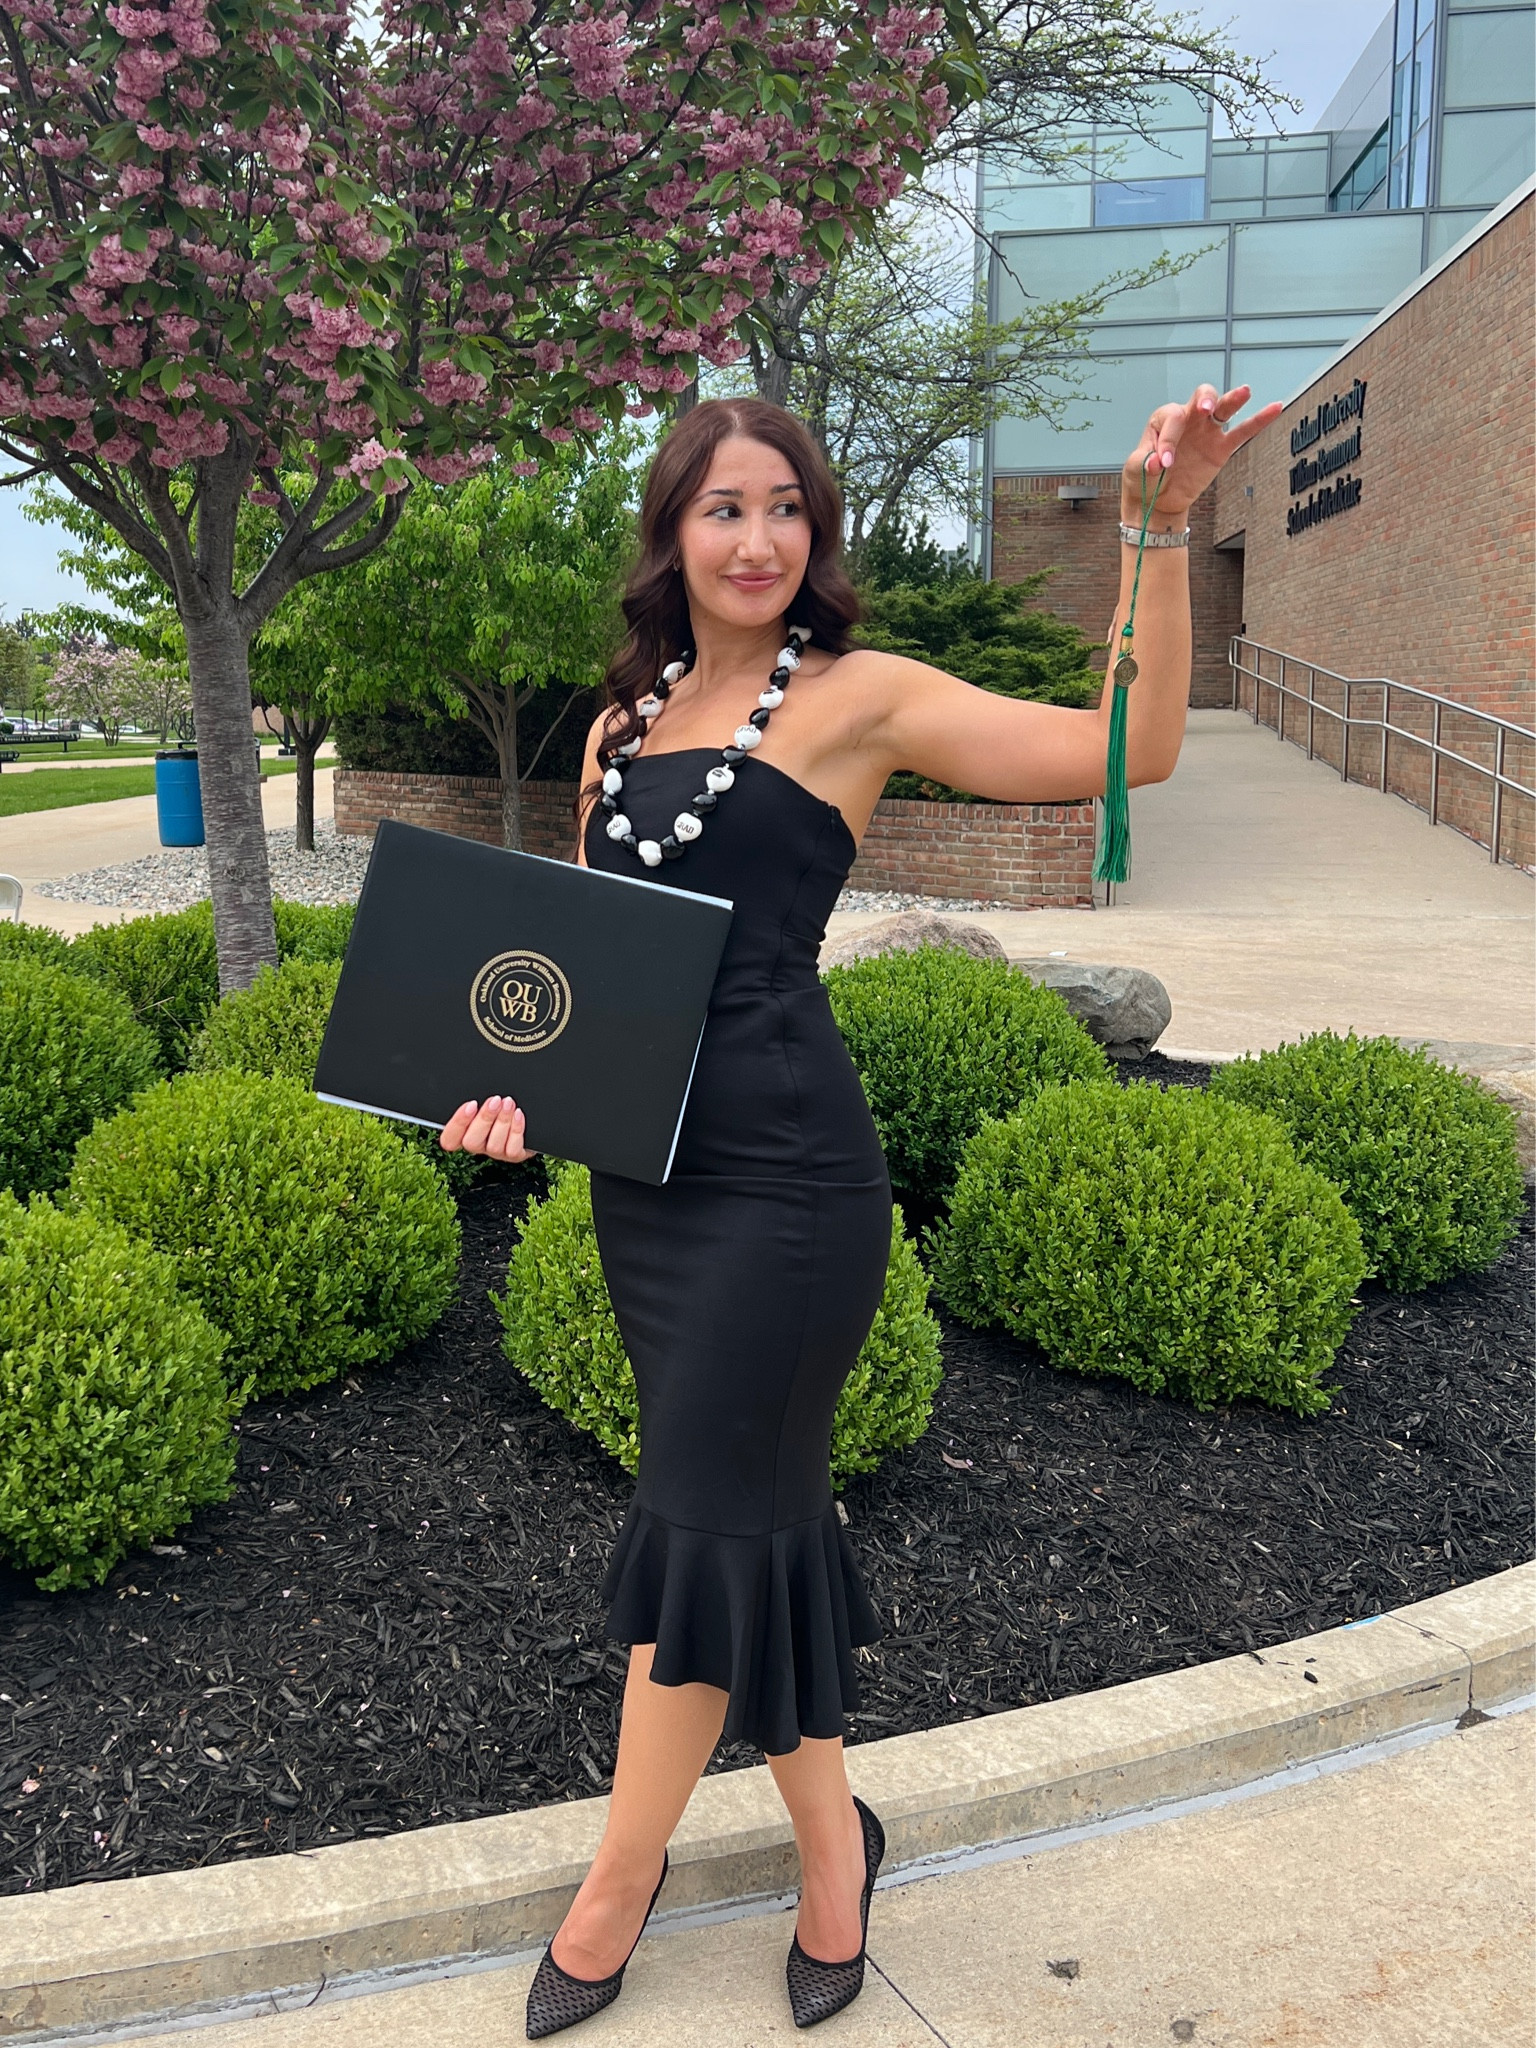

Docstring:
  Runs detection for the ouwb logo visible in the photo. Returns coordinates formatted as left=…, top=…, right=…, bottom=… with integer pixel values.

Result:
left=469, top=951, right=572, bottom=1052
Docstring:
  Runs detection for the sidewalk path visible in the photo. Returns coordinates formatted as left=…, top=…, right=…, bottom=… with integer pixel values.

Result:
left=829, top=708, right=1535, bottom=1056
left=0, top=768, right=335, bottom=935
left=0, top=742, right=336, bottom=774
left=124, top=1709, right=1530, bottom=2048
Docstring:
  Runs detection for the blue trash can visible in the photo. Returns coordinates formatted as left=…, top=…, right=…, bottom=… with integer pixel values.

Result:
left=155, top=748, right=205, bottom=847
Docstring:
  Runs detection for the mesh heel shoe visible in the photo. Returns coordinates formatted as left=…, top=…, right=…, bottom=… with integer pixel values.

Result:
left=785, top=1796, right=886, bottom=2029
left=525, top=1850, right=668, bottom=2040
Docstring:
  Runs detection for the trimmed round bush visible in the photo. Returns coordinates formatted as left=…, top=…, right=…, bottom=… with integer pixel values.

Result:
left=188, top=957, right=481, bottom=1191
left=189, top=958, right=340, bottom=1082
left=496, top=1164, right=943, bottom=1487
left=824, top=945, right=1110, bottom=1205
left=0, top=958, right=162, bottom=1198
left=1208, top=1030, right=1525, bottom=1293
left=71, top=902, right=220, bottom=1070
left=69, top=1070, right=460, bottom=1397
left=0, top=920, right=75, bottom=971
left=929, top=1080, right=1367, bottom=1415
left=0, top=1192, right=240, bottom=1591
left=273, top=900, right=355, bottom=964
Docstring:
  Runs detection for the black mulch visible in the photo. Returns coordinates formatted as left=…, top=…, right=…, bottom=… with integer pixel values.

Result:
left=2, top=1053, right=1531, bottom=1895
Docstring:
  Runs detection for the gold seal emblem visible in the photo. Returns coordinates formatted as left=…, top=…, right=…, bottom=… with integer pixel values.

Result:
left=469, top=950, right=572, bottom=1052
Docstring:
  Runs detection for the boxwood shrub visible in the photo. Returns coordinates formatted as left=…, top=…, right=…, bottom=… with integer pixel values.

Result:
left=0, top=1192, right=241, bottom=1591
left=188, top=957, right=481, bottom=1190
left=69, top=1070, right=460, bottom=1397
left=929, top=1080, right=1367, bottom=1415
left=1208, top=1030, right=1525, bottom=1293
left=0, top=958, right=162, bottom=1198
left=496, top=1164, right=943, bottom=1487
left=0, top=921, right=75, bottom=970
left=273, top=900, right=355, bottom=964
left=823, top=945, right=1109, bottom=1205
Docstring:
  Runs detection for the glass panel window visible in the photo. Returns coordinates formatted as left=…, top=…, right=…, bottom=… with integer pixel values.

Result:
left=995, top=225, right=1229, bottom=321
left=1136, top=81, right=1212, bottom=130
left=1232, top=213, right=1423, bottom=313
left=1330, top=123, right=1390, bottom=210
left=984, top=183, right=1093, bottom=232
left=1262, top=195, right=1328, bottom=217
left=1085, top=320, right=1229, bottom=350
left=1228, top=345, right=1357, bottom=408
left=1229, top=315, right=1364, bottom=343
left=993, top=349, right=1217, bottom=472
left=1094, top=177, right=1207, bottom=225
left=1210, top=198, right=1266, bottom=219
left=1438, top=106, right=1536, bottom=202
left=1425, top=206, right=1488, bottom=259
left=1210, top=146, right=1265, bottom=200
left=1396, top=0, right=1415, bottom=61
left=1443, top=9, right=1536, bottom=108
left=1094, top=128, right=1208, bottom=180
left=1265, top=147, right=1329, bottom=197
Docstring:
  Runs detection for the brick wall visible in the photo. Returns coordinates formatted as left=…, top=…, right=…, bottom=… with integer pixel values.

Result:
left=990, top=474, right=1242, bottom=710
left=333, top=770, right=1100, bottom=909
left=1214, top=194, right=1534, bottom=721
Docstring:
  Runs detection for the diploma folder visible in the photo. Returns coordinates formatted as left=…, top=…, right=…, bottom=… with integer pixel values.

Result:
left=313, top=818, right=734, bottom=1186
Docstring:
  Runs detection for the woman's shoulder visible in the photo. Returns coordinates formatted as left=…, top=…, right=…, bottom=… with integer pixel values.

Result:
left=812, top=643, right=967, bottom=706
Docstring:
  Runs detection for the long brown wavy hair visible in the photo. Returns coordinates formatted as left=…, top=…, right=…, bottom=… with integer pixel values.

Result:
left=580, top=399, right=861, bottom=817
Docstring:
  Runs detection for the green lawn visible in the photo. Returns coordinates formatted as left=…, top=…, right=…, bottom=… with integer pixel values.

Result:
left=0, top=757, right=298, bottom=819
left=0, top=738, right=289, bottom=764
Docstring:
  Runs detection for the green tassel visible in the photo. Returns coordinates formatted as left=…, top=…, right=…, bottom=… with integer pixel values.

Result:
left=1093, top=672, right=1132, bottom=883
left=1093, top=463, right=1165, bottom=886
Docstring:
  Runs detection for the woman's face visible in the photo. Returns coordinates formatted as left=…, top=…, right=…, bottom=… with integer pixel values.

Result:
left=675, top=434, right=811, bottom=636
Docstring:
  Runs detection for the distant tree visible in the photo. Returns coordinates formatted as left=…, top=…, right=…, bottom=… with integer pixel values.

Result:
left=268, top=449, right=635, bottom=850
left=41, top=641, right=148, bottom=744
left=0, top=617, right=39, bottom=715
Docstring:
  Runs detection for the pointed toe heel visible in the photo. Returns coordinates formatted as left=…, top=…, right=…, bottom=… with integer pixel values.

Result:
left=786, top=1796, right=886, bottom=2029
left=526, top=1850, right=668, bottom=2040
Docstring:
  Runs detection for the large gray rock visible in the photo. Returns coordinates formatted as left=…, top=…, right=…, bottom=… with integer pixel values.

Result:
left=819, top=909, right=1007, bottom=972
left=1011, top=958, right=1172, bottom=1060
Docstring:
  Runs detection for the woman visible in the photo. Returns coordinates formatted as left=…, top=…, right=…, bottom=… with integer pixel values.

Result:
left=441, top=385, right=1279, bottom=2037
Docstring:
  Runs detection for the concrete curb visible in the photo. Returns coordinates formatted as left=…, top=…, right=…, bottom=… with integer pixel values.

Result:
left=2, top=1565, right=1530, bottom=2042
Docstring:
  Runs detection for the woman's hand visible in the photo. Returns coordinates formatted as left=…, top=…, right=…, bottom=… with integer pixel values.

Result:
left=1121, top=382, right=1284, bottom=524
left=439, top=1095, right=539, bottom=1162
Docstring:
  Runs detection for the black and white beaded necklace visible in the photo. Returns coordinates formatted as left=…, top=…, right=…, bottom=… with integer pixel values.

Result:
left=596, top=624, right=811, bottom=868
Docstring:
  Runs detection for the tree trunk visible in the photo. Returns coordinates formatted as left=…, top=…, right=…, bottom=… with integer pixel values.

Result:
left=496, top=691, right=521, bottom=850
left=292, top=710, right=330, bottom=855
left=182, top=612, right=279, bottom=992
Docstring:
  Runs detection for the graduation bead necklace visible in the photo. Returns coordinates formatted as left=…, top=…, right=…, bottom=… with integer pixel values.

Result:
left=597, top=624, right=811, bottom=867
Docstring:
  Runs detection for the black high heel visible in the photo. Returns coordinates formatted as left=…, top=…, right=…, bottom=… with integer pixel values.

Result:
left=525, top=1849, right=669, bottom=2039
left=785, top=1795, right=886, bottom=2029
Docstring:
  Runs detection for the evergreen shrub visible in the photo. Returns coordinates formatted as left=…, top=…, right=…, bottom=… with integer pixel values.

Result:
left=188, top=957, right=481, bottom=1190
left=824, top=945, right=1109, bottom=1204
left=929, top=1080, right=1367, bottom=1415
left=0, top=958, right=161, bottom=1197
left=0, top=1192, right=240, bottom=1590
left=0, top=920, right=74, bottom=970
left=1208, top=1029, right=1525, bottom=1292
left=69, top=1071, right=460, bottom=1397
left=273, top=900, right=355, bottom=963
left=496, top=1164, right=942, bottom=1487
left=70, top=902, right=219, bottom=1069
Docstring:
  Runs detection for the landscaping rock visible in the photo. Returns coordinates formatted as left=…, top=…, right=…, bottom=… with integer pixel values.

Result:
left=820, top=908, right=1007, bottom=972
left=1010, top=958, right=1173, bottom=1060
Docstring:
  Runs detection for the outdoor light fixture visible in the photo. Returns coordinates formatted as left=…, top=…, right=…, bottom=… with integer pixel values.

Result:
left=1056, top=484, right=1100, bottom=511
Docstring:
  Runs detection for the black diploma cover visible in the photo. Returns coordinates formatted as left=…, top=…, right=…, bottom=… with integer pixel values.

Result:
left=313, top=819, right=734, bottom=1185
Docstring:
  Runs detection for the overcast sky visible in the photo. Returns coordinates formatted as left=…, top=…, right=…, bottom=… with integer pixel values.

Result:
left=0, top=0, right=1395, bottom=619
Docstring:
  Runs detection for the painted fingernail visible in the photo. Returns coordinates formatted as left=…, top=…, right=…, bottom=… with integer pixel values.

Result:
left=1161, top=449, right=1175, bottom=467
left=458, top=1101, right=476, bottom=1115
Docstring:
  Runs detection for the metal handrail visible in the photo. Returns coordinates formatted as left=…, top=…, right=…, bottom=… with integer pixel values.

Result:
left=1229, top=636, right=1535, bottom=867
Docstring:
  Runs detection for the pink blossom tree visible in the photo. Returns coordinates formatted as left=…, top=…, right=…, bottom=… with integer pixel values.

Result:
left=0, top=0, right=961, bottom=987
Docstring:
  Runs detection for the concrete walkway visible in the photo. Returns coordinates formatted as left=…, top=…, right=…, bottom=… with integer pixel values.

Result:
left=829, top=708, right=1534, bottom=1057
left=122, top=1709, right=1531, bottom=2048
left=0, top=742, right=336, bottom=773
left=0, top=767, right=335, bottom=935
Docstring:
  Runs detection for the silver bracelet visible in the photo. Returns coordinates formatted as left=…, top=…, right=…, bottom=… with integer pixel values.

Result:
left=1119, top=521, right=1190, bottom=547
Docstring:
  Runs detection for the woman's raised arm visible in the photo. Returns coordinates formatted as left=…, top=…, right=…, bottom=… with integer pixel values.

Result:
left=865, top=383, right=1282, bottom=805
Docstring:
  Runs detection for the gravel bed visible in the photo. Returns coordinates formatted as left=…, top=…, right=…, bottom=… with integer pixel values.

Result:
left=1, top=1052, right=1529, bottom=1895
left=35, top=824, right=1020, bottom=919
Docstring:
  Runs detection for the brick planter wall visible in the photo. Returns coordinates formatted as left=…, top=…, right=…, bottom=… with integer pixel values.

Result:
left=333, top=769, right=1100, bottom=909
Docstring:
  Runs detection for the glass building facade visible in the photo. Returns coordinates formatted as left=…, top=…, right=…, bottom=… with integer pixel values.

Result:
left=979, top=0, right=1535, bottom=505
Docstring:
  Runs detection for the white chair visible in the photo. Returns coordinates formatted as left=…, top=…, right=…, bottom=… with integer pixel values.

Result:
left=0, top=875, right=23, bottom=922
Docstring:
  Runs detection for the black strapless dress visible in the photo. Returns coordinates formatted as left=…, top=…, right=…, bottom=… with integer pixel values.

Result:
left=583, top=748, right=892, bottom=1756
